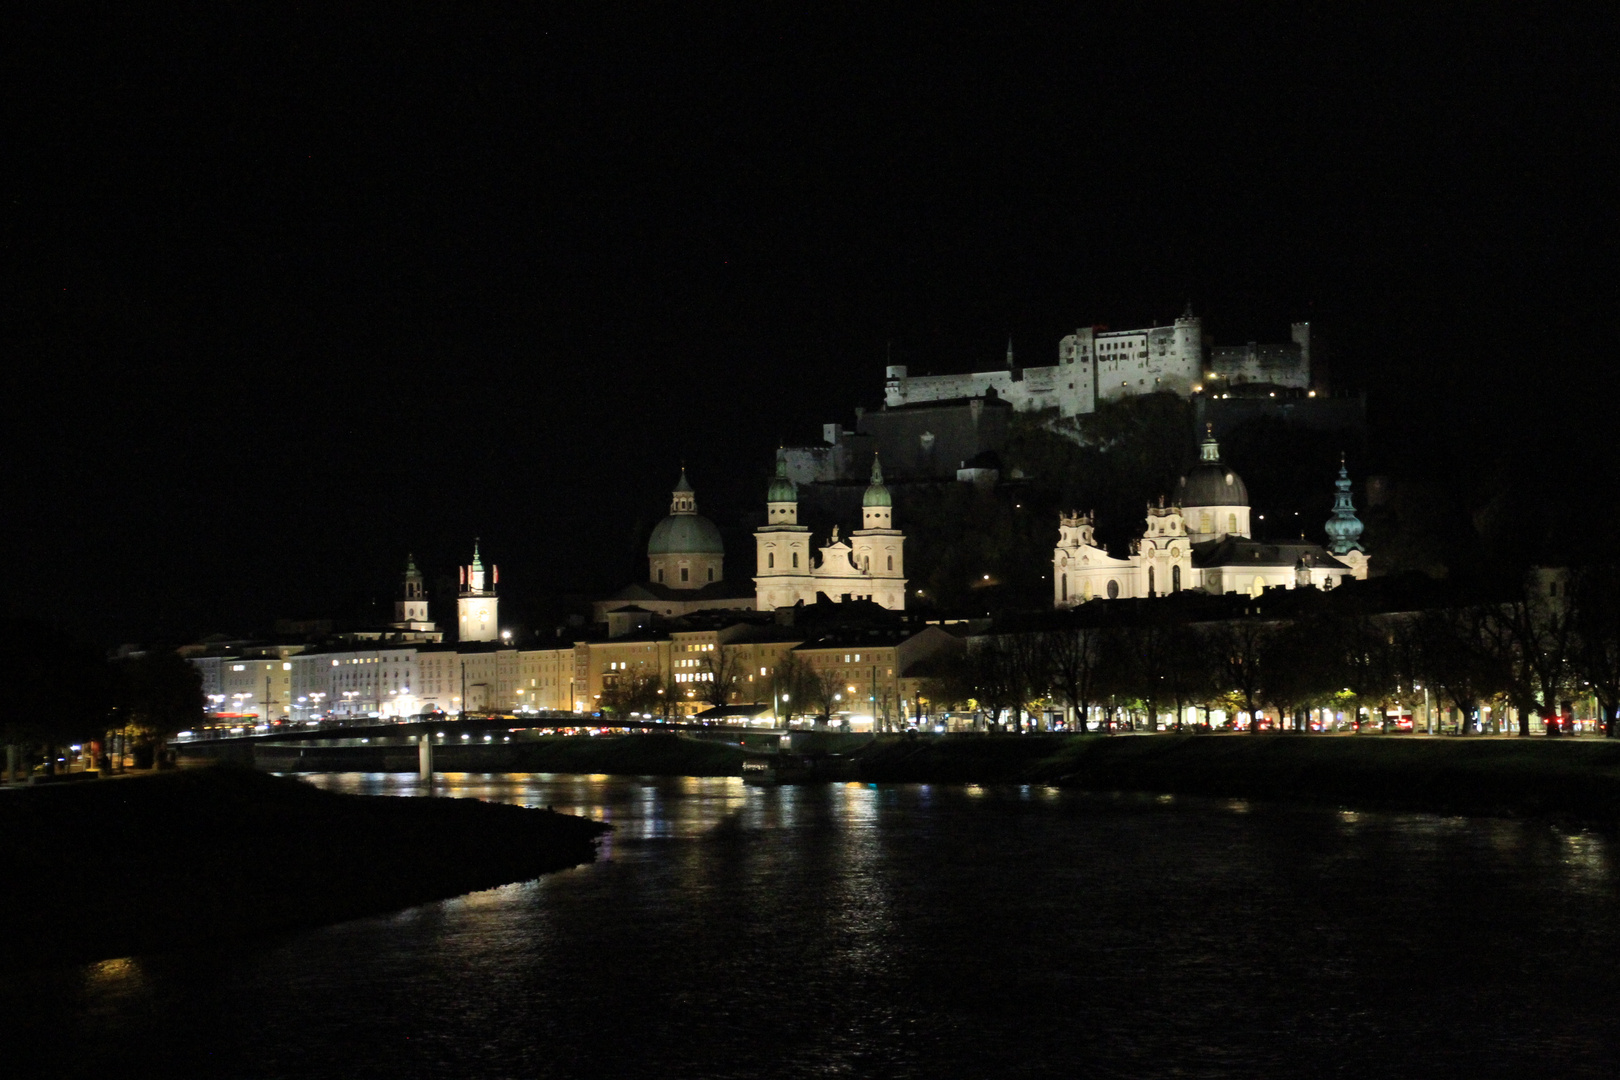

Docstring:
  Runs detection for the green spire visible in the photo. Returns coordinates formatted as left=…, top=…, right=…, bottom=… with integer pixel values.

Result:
left=471, top=539, right=483, bottom=570
left=863, top=454, right=892, bottom=507
left=767, top=454, right=797, bottom=503
left=1324, top=455, right=1365, bottom=555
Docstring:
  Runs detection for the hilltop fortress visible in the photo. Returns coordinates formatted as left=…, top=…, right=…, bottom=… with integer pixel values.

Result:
left=883, top=306, right=1313, bottom=419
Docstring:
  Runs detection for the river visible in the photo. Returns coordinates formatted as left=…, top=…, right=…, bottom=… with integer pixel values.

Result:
left=6, top=773, right=1619, bottom=1078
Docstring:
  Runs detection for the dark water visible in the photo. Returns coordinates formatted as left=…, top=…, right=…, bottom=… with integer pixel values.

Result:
left=7, top=774, right=1620, bottom=1079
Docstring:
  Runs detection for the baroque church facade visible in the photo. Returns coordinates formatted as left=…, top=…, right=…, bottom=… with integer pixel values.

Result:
left=592, top=462, right=911, bottom=621
left=753, top=456, right=907, bottom=609
left=1053, top=428, right=1368, bottom=606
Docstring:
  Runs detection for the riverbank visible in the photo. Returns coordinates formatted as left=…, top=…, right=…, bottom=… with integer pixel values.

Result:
left=0, top=765, right=608, bottom=969
left=852, top=733, right=1620, bottom=820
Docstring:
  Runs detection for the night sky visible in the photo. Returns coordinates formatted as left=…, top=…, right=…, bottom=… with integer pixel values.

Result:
left=6, top=7, right=1615, bottom=644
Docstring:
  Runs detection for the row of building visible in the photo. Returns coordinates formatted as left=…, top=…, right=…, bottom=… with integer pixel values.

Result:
left=184, top=424, right=1369, bottom=731
left=184, top=606, right=966, bottom=730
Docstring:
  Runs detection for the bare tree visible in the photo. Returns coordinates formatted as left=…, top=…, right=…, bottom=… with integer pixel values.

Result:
left=699, top=648, right=743, bottom=709
left=1042, top=625, right=1104, bottom=733
left=1412, top=605, right=1503, bottom=735
left=1569, top=564, right=1620, bottom=737
left=1482, top=572, right=1577, bottom=735
left=1212, top=616, right=1271, bottom=733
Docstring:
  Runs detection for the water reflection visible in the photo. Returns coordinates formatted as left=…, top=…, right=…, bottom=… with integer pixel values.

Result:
left=5, top=773, right=1620, bottom=1080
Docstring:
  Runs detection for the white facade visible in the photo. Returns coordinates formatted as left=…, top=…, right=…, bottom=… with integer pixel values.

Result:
left=1053, top=444, right=1370, bottom=608
left=755, top=460, right=907, bottom=610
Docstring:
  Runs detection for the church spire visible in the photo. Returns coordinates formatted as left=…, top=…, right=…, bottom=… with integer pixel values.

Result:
left=1325, top=454, right=1366, bottom=555
left=1200, top=423, right=1222, bottom=462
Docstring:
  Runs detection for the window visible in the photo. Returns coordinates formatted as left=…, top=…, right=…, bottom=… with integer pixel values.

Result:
left=887, top=555, right=894, bottom=571
left=1107, top=579, right=1119, bottom=600
left=657, top=569, right=664, bottom=583
left=1172, top=565, right=1181, bottom=592
left=1148, top=566, right=1155, bottom=597
left=768, top=552, right=775, bottom=569
left=792, top=552, right=799, bottom=568
left=680, top=567, right=689, bottom=582
left=1061, top=575, right=1068, bottom=601
left=707, top=567, right=714, bottom=582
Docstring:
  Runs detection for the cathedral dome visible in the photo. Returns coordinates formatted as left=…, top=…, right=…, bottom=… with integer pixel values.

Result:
left=1177, top=428, right=1248, bottom=508
left=648, top=513, right=724, bottom=555
left=648, top=469, right=724, bottom=556
left=1178, top=463, right=1248, bottom=508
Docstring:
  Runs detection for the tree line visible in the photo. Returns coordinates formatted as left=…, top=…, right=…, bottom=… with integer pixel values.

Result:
left=922, top=566, right=1620, bottom=737
left=2, top=619, right=204, bottom=774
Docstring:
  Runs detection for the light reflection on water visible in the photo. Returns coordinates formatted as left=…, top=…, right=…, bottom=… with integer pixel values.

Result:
left=7, top=772, right=1620, bottom=1080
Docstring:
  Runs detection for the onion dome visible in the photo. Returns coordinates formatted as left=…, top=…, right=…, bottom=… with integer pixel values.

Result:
left=862, top=455, right=893, bottom=507
left=1324, top=455, right=1366, bottom=554
left=648, top=470, right=724, bottom=555
left=1177, top=425, right=1248, bottom=508
left=767, top=455, right=797, bottom=503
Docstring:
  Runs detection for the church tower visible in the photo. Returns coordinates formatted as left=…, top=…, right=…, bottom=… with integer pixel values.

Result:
left=457, top=540, right=499, bottom=643
left=754, top=454, right=813, bottom=609
left=1324, top=455, right=1365, bottom=555
left=1324, top=456, right=1371, bottom=581
left=850, top=455, right=907, bottom=609
left=393, top=555, right=435, bottom=631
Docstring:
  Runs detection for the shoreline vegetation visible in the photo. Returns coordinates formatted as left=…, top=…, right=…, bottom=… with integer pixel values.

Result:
left=0, top=766, right=607, bottom=970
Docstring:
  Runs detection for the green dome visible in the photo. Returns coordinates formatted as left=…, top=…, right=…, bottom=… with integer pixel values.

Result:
left=767, top=458, right=797, bottom=503
left=862, top=455, right=892, bottom=507
left=648, top=513, right=724, bottom=555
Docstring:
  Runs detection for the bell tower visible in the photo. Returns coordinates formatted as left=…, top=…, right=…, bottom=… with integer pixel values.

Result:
left=754, top=453, right=813, bottom=609
left=393, top=555, right=434, bottom=631
left=850, top=454, right=907, bottom=609
left=457, top=540, right=499, bottom=643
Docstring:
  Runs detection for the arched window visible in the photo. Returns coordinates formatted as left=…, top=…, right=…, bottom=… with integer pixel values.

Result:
left=681, top=567, right=689, bottom=583
left=1083, top=579, right=1093, bottom=601
left=768, top=552, right=775, bottom=569
left=792, top=551, right=799, bottom=568
left=1228, top=513, right=1238, bottom=535
left=887, top=555, right=894, bottom=571
left=1172, top=565, right=1181, bottom=592
left=1107, top=579, right=1119, bottom=600
left=1148, top=566, right=1155, bottom=597
left=1250, top=575, right=1265, bottom=597
left=1062, top=575, right=1068, bottom=601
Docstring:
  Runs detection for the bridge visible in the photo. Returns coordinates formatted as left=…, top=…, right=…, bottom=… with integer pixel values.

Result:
left=174, top=715, right=792, bottom=777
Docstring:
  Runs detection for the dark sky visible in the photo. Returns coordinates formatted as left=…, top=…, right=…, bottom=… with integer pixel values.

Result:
left=5, top=7, right=1615, bottom=643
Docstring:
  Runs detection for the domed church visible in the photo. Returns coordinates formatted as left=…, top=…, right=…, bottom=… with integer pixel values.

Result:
left=647, top=469, right=725, bottom=588
left=1053, top=427, right=1369, bottom=606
